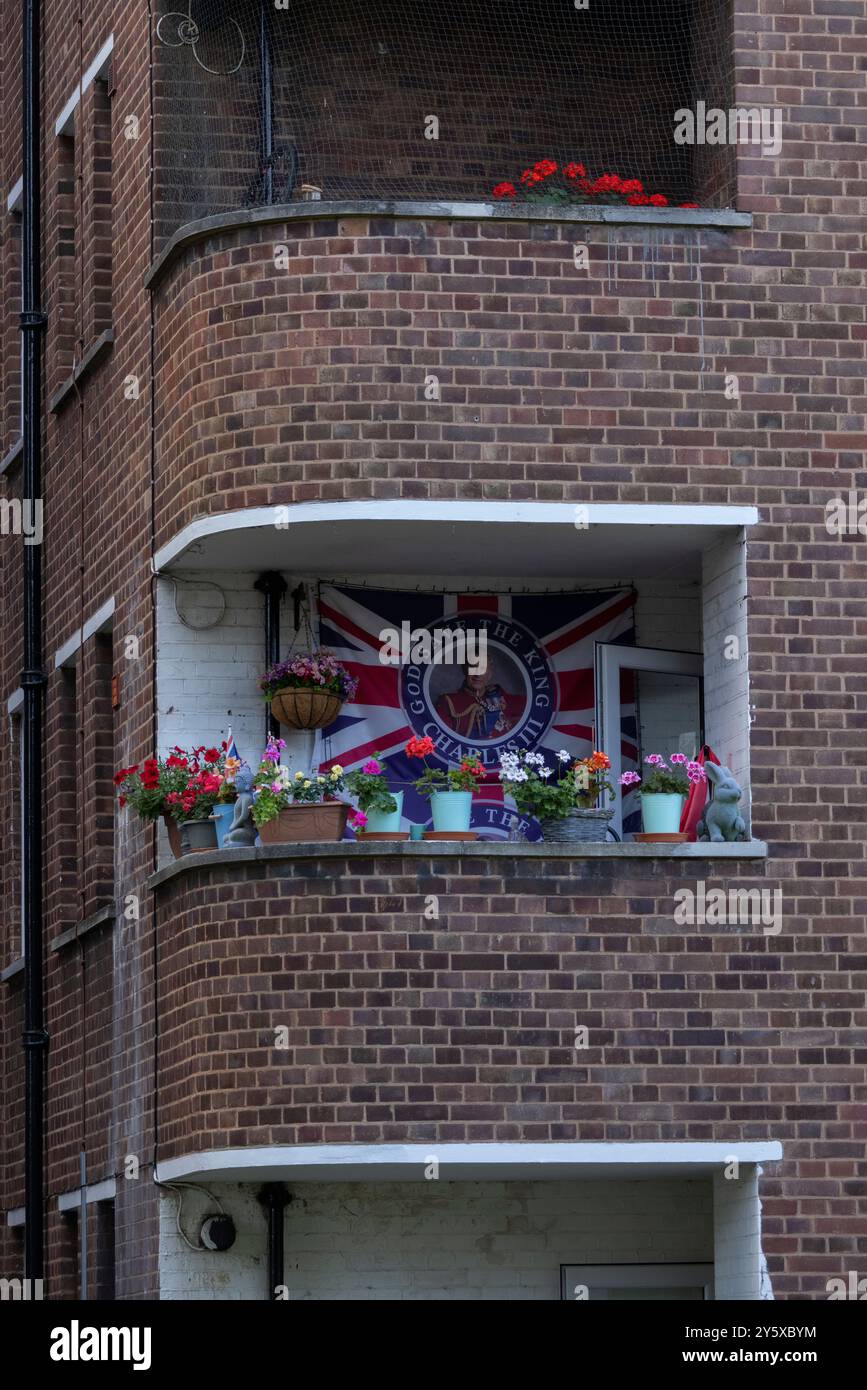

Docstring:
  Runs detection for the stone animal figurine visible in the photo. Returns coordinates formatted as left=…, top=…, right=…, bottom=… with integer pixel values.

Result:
left=223, top=766, right=257, bottom=847
left=697, top=762, right=747, bottom=842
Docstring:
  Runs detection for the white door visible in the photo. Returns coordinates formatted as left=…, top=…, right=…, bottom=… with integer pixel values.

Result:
left=595, top=643, right=704, bottom=839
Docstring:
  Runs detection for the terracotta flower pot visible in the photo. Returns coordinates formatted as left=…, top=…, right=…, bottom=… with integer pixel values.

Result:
left=256, top=802, right=349, bottom=844
left=162, top=813, right=183, bottom=859
left=270, top=687, right=343, bottom=730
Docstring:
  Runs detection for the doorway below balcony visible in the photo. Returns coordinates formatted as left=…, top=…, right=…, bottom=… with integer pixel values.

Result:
left=155, top=1146, right=775, bottom=1300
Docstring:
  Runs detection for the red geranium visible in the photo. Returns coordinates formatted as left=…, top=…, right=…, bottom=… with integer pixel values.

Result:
left=406, top=735, right=436, bottom=759
left=489, top=160, right=692, bottom=210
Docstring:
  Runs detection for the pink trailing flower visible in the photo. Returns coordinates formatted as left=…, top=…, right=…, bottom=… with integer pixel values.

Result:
left=263, top=736, right=286, bottom=764
left=645, top=754, right=665, bottom=767
left=620, top=770, right=641, bottom=787
left=350, top=810, right=368, bottom=829
left=361, top=758, right=382, bottom=775
left=669, top=752, right=688, bottom=765
left=686, top=761, right=707, bottom=783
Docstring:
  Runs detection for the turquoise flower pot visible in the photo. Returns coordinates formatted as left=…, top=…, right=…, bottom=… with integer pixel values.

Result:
left=430, top=790, right=473, bottom=833
left=640, top=792, right=685, bottom=834
left=362, top=790, right=404, bottom=834
left=211, top=802, right=236, bottom=848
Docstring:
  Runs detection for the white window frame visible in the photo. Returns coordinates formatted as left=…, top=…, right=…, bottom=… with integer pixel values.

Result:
left=595, top=642, right=704, bottom=840
left=561, top=1263, right=714, bottom=1301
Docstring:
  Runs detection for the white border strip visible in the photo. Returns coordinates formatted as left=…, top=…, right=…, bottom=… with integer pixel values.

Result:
left=7, top=687, right=23, bottom=715
left=156, top=1141, right=782, bottom=1185
left=53, top=597, right=115, bottom=670
left=57, top=1178, right=116, bottom=1214
left=153, top=501, right=761, bottom=572
left=7, top=177, right=22, bottom=214
left=54, top=34, right=114, bottom=137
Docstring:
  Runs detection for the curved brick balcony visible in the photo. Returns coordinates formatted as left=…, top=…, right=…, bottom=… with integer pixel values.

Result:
left=148, top=203, right=752, bottom=554
left=151, top=840, right=774, bottom=1164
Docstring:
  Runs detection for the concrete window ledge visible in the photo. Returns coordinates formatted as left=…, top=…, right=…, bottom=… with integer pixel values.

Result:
left=148, top=838, right=768, bottom=890
left=1, top=956, right=25, bottom=984
left=50, top=901, right=115, bottom=953
left=147, top=201, right=752, bottom=290
left=48, top=328, right=115, bottom=414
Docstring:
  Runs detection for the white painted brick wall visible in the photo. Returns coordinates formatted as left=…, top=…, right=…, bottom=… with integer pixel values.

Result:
left=635, top=578, right=702, bottom=653
left=702, top=533, right=751, bottom=825
left=713, top=1166, right=765, bottom=1300
left=159, top=1178, right=713, bottom=1301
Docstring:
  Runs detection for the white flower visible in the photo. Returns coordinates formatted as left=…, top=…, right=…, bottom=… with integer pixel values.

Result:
left=511, top=769, right=529, bottom=782
left=538, top=766, right=553, bottom=779
left=524, top=752, right=545, bottom=767
left=557, top=750, right=571, bottom=763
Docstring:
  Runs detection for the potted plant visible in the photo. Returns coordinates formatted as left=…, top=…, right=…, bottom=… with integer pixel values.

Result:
left=405, top=735, right=485, bottom=834
left=251, top=737, right=349, bottom=842
left=212, top=754, right=243, bottom=847
left=620, top=753, right=707, bottom=836
left=115, top=745, right=229, bottom=857
left=164, top=766, right=225, bottom=852
left=344, top=756, right=403, bottom=835
left=259, top=650, right=358, bottom=731
left=499, top=748, right=615, bottom=843
left=491, top=159, right=700, bottom=210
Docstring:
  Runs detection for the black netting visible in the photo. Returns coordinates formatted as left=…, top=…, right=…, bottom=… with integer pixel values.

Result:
left=153, top=0, right=735, bottom=241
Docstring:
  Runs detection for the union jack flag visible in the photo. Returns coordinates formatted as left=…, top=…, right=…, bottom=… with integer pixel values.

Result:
left=315, top=583, right=636, bottom=839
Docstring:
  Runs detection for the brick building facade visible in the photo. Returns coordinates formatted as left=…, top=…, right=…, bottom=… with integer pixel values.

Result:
left=0, top=0, right=864, bottom=1301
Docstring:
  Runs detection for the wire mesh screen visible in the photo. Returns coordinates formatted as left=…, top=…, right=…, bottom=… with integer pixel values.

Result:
left=153, top=0, right=735, bottom=241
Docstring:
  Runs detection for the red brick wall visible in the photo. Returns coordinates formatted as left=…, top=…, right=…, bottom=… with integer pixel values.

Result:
left=0, top=0, right=865, bottom=1302
left=151, top=846, right=859, bottom=1300
left=0, top=0, right=161, bottom=1298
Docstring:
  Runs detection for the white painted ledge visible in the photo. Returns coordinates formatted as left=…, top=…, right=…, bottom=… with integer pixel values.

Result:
left=153, top=500, right=760, bottom=573
left=53, top=597, right=115, bottom=670
left=57, top=1178, right=117, bottom=1213
left=156, top=1141, right=782, bottom=1185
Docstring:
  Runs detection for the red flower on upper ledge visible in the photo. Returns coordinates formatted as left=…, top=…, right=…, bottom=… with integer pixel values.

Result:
left=492, top=160, right=700, bottom=209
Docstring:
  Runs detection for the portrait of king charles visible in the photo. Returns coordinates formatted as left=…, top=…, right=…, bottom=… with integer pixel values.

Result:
left=434, top=658, right=524, bottom=741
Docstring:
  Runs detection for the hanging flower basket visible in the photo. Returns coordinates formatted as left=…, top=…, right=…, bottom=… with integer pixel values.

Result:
left=270, top=687, right=344, bottom=730
left=260, top=649, right=358, bottom=731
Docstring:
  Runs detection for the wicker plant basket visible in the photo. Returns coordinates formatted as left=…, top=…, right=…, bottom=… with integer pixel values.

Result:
left=270, top=686, right=343, bottom=730
left=539, top=807, right=614, bottom=843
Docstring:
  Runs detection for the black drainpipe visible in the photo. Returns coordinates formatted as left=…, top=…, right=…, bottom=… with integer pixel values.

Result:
left=258, top=0, right=274, bottom=204
left=21, top=0, right=49, bottom=1283
left=254, top=571, right=287, bottom=742
left=258, top=1184, right=290, bottom=1299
